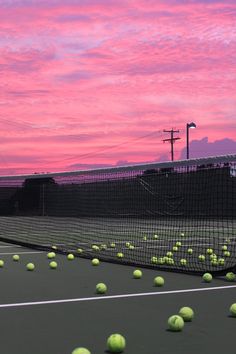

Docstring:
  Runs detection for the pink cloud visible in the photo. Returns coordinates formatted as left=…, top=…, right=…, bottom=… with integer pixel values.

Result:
left=0, top=0, right=235, bottom=175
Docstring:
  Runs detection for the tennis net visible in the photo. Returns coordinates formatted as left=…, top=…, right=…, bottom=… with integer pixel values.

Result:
left=0, top=154, right=235, bottom=274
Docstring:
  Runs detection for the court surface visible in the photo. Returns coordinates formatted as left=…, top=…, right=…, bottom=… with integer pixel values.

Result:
left=0, top=241, right=236, bottom=354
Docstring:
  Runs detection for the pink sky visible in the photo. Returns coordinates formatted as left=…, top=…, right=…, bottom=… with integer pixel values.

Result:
left=0, top=0, right=236, bottom=175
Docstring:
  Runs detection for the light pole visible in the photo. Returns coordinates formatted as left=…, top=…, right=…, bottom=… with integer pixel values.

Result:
left=186, top=122, right=196, bottom=159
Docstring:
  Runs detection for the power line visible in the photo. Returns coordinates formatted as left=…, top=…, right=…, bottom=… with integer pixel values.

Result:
left=50, top=130, right=163, bottom=164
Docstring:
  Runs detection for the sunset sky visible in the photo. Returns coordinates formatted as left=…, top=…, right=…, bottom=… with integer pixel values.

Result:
left=0, top=0, right=236, bottom=175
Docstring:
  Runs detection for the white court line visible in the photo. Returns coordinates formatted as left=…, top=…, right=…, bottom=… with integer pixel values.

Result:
left=0, top=251, right=44, bottom=255
left=1, top=285, right=236, bottom=309
left=0, top=245, right=22, bottom=249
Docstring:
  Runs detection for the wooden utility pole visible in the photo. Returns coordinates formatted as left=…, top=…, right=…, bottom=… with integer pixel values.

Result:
left=163, top=129, right=181, bottom=161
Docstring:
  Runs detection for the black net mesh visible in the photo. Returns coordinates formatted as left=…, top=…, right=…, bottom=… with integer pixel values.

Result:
left=0, top=154, right=235, bottom=274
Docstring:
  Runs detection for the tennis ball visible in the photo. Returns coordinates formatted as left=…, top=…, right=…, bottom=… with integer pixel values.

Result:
left=167, top=315, right=184, bottom=331
left=51, top=245, right=57, bottom=250
left=67, top=254, right=74, bottom=260
left=49, top=261, right=57, bottom=269
left=125, top=242, right=130, bottom=247
left=107, top=334, right=126, bottom=353
left=198, top=255, right=205, bottom=261
left=77, top=248, right=83, bottom=254
left=96, top=283, right=107, bottom=294
left=92, top=245, right=100, bottom=251
left=210, top=254, right=217, bottom=260
left=110, top=243, right=116, bottom=248
left=47, top=252, right=56, bottom=259
left=229, top=303, right=236, bottom=317
left=129, top=245, right=135, bottom=250
left=180, top=232, right=185, bottom=237
left=211, top=259, right=218, bottom=266
left=154, top=234, right=158, bottom=239
left=167, top=258, right=174, bottom=265
left=166, top=251, right=173, bottom=257
left=91, top=258, right=100, bottom=266
left=157, top=257, right=165, bottom=265
left=218, top=258, right=225, bottom=265
left=222, top=245, right=228, bottom=251
left=117, top=253, right=124, bottom=258
left=226, top=272, right=235, bottom=282
left=224, top=251, right=231, bottom=257
left=176, top=241, right=181, bottom=247
left=151, top=256, right=158, bottom=264
left=13, top=255, right=20, bottom=261
left=71, top=348, right=91, bottom=354
left=143, top=236, right=147, bottom=241
left=26, top=263, right=35, bottom=271
left=133, top=269, right=142, bottom=279
left=180, top=259, right=187, bottom=266
left=0, top=260, right=4, bottom=267
left=172, top=246, right=178, bottom=252
left=206, top=248, right=213, bottom=255
left=179, top=306, right=194, bottom=322
left=202, top=273, right=212, bottom=282
left=100, top=244, right=107, bottom=250
left=187, top=248, right=193, bottom=255
left=154, top=276, right=164, bottom=287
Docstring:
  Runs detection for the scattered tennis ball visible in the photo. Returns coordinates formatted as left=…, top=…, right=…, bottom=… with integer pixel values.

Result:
left=67, top=254, right=74, bottom=260
left=129, top=245, right=135, bottom=250
left=77, top=248, right=83, bottom=254
left=26, top=263, right=35, bottom=271
left=96, top=283, right=107, bottom=294
left=218, top=258, right=225, bottom=265
left=187, top=248, right=193, bottom=255
left=133, top=269, right=142, bottom=279
left=151, top=256, right=158, bottom=264
left=71, top=348, right=91, bottom=354
left=222, top=245, right=228, bottom=251
left=167, top=315, right=184, bottom=331
left=206, top=248, right=213, bottom=255
left=202, top=273, right=212, bottom=282
left=229, top=303, right=236, bottom=317
left=125, top=242, right=130, bottom=247
left=12, top=255, right=20, bottom=261
left=154, top=234, right=158, bottom=239
left=51, top=245, right=57, bottom=250
left=92, top=245, right=100, bottom=251
left=107, top=334, right=126, bottom=353
left=100, top=244, right=107, bottom=250
left=172, top=246, right=178, bottom=252
left=180, top=259, right=187, bottom=266
left=198, top=255, right=205, bottom=261
left=211, top=259, right=218, bottom=266
left=47, top=252, right=56, bottom=259
left=226, top=272, right=235, bottom=282
left=224, top=251, right=231, bottom=257
left=180, top=232, right=185, bottom=237
left=0, top=260, right=4, bottom=267
left=91, top=258, right=100, bottom=266
left=210, top=254, right=217, bottom=260
left=143, top=236, right=147, bottom=241
left=117, top=253, right=124, bottom=258
left=176, top=241, right=182, bottom=247
left=158, top=257, right=165, bottom=265
left=154, top=276, right=164, bottom=287
left=49, top=261, right=57, bottom=269
left=178, top=307, right=194, bottom=322
left=167, top=258, right=174, bottom=265
left=110, top=243, right=116, bottom=248
left=166, top=251, right=173, bottom=257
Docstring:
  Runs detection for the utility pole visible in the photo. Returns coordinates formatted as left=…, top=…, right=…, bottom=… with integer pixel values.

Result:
left=163, top=129, right=181, bottom=161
